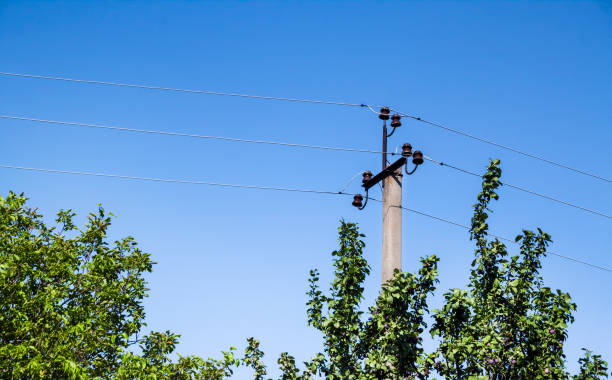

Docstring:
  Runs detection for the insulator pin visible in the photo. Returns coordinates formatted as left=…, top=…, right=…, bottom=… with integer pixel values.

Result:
left=352, top=194, right=364, bottom=208
left=379, top=107, right=390, bottom=121
left=401, top=143, right=413, bottom=157
left=412, top=150, right=424, bottom=165
left=390, top=114, right=401, bottom=128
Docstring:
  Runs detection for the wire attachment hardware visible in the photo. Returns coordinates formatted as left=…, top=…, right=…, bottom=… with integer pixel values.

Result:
left=404, top=148, right=423, bottom=175
left=390, top=114, right=402, bottom=128
left=352, top=171, right=374, bottom=210
left=352, top=190, right=369, bottom=210
left=401, top=143, right=412, bottom=157
left=379, top=107, right=390, bottom=120
left=412, top=150, right=424, bottom=165
left=386, top=113, right=401, bottom=137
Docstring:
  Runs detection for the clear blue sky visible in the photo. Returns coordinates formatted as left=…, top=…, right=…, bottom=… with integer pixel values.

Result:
left=1, top=1, right=610, bottom=377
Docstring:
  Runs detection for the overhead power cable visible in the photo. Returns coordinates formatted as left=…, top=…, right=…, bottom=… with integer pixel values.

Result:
left=2, top=113, right=608, bottom=219
left=391, top=110, right=610, bottom=183
left=387, top=203, right=611, bottom=274
left=1, top=71, right=608, bottom=183
left=0, top=163, right=609, bottom=274
left=423, top=156, right=611, bottom=219
left=0, top=71, right=369, bottom=108
left=339, top=171, right=366, bottom=194
left=0, top=115, right=390, bottom=155
left=0, top=164, right=343, bottom=195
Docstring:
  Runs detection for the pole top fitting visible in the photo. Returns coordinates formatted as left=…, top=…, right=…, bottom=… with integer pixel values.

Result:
left=362, top=171, right=373, bottom=184
left=352, top=194, right=364, bottom=208
left=390, top=114, right=402, bottom=128
left=412, top=150, right=424, bottom=165
left=401, top=143, right=413, bottom=157
left=379, top=107, right=390, bottom=120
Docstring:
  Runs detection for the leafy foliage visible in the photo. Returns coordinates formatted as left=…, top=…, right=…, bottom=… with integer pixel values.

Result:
left=573, top=349, right=609, bottom=380
left=239, top=159, right=609, bottom=380
left=1, top=158, right=609, bottom=379
left=0, top=192, right=238, bottom=379
left=430, top=159, right=607, bottom=379
left=243, top=337, right=267, bottom=380
left=281, top=221, right=439, bottom=379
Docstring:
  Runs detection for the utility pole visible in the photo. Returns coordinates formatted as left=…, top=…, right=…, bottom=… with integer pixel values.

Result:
left=382, top=166, right=402, bottom=283
left=352, top=107, right=424, bottom=285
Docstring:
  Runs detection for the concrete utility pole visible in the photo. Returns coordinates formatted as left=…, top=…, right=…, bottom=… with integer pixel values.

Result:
left=352, top=107, right=424, bottom=285
left=382, top=168, right=402, bottom=283
left=380, top=107, right=402, bottom=284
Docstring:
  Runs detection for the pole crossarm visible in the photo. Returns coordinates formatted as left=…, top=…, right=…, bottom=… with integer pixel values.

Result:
left=362, top=157, right=407, bottom=191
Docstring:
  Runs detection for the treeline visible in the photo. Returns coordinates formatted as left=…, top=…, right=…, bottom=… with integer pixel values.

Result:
left=0, top=160, right=608, bottom=379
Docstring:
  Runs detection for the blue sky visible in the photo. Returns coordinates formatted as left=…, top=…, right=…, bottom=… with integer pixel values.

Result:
left=0, top=1, right=610, bottom=376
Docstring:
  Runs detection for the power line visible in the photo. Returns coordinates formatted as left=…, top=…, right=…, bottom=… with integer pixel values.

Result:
left=391, top=110, right=610, bottom=183
left=0, top=71, right=369, bottom=108
left=423, top=156, right=611, bottom=219
left=0, top=115, right=393, bottom=155
left=2, top=71, right=608, bottom=183
left=370, top=198, right=612, bottom=273
left=1, top=163, right=609, bottom=274
left=386, top=203, right=612, bottom=274
left=339, top=171, right=366, bottom=194
left=2, top=113, right=608, bottom=219
left=0, top=164, right=345, bottom=195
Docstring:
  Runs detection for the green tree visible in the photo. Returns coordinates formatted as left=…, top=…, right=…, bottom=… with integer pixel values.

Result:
left=0, top=192, right=238, bottom=379
left=244, top=221, right=440, bottom=380
left=239, top=160, right=609, bottom=380
left=2, top=159, right=609, bottom=380
left=430, top=159, right=609, bottom=380
left=573, top=349, right=609, bottom=380
left=308, top=221, right=440, bottom=379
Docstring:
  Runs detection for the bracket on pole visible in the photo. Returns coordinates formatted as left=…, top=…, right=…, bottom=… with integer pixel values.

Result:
left=362, top=157, right=407, bottom=191
left=351, top=150, right=424, bottom=210
left=350, top=106, right=425, bottom=210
